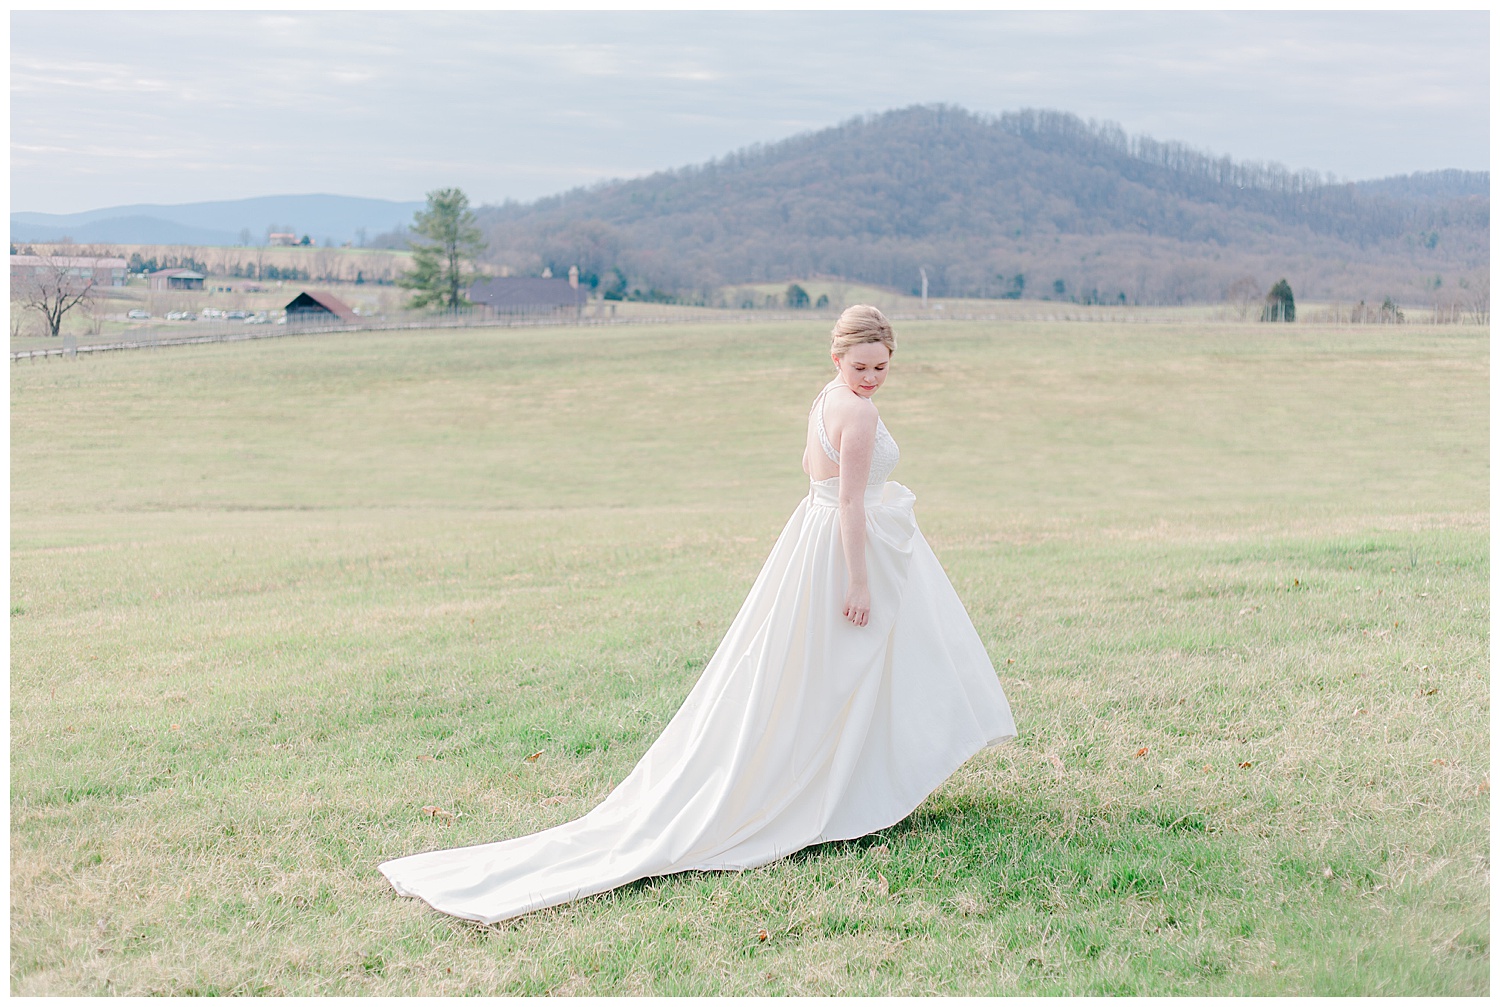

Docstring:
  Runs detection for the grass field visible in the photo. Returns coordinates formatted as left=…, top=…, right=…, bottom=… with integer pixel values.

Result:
left=10, top=318, right=1488, bottom=994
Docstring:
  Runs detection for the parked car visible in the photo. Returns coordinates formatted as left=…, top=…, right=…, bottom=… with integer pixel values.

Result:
left=226, top=310, right=249, bottom=320
left=165, top=311, right=197, bottom=321
left=127, top=309, right=150, bottom=320
left=244, top=313, right=269, bottom=325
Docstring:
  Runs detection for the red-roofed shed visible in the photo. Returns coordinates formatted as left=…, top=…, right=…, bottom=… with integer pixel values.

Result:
left=284, top=290, right=358, bottom=324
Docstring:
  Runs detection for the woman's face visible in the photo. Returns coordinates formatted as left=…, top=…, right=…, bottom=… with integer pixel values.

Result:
left=833, top=342, right=891, bottom=398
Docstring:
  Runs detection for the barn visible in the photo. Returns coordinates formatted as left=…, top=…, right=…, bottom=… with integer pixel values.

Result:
left=468, top=276, right=587, bottom=315
left=10, top=255, right=128, bottom=288
left=284, top=290, right=358, bottom=325
left=147, top=267, right=205, bottom=291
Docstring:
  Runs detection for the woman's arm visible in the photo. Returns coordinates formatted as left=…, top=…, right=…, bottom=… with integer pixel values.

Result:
left=832, top=398, right=878, bottom=627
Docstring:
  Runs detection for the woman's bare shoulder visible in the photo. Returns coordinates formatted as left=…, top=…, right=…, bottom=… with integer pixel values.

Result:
left=823, top=387, right=878, bottom=423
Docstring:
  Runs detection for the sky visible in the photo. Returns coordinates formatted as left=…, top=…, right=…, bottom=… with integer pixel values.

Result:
left=10, top=10, right=1491, bottom=215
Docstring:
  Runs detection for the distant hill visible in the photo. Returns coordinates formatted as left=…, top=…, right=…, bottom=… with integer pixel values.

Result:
left=475, top=105, right=1488, bottom=306
left=1353, top=170, right=1490, bottom=202
left=10, top=194, right=424, bottom=249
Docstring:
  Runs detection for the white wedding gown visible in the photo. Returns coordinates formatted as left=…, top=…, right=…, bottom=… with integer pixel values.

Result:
left=379, top=380, right=1016, bottom=924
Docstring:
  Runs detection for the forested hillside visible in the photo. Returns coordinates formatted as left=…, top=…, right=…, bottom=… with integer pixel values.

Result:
left=473, top=105, right=1487, bottom=306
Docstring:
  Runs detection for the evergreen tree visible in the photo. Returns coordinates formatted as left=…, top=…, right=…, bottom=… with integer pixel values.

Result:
left=400, top=188, right=487, bottom=311
left=1262, top=278, right=1295, bottom=322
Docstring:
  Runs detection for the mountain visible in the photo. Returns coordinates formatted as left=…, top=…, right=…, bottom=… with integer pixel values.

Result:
left=475, top=105, right=1488, bottom=305
left=10, top=194, right=424, bottom=248
left=1353, top=170, right=1490, bottom=202
left=9, top=215, right=241, bottom=247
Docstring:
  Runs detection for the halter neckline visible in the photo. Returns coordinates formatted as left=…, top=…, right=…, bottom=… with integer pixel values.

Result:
left=809, top=379, right=900, bottom=485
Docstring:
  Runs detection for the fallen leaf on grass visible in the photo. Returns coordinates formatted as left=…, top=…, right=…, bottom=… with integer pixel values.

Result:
left=1045, top=753, right=1065, bottom=774
left=540, top=794, right=569, bottom=807
left=417, top=754, right=435, bottom=762
left=1478, top=777, right=1490, bottom=795
left=524, top=751, right=543, bottom=763
left=1431, top=759, right=1449, bottom=767
left=876, top=873, right=889, bottom=897
left=1239, top=762, right=1254, bottom=769
left=1421, top=687, right=1440, bottom=696
left=422, top=805, right=457, bottom=822
left=1134, top=747, right=1149, bottom=758
left=1353, top=708, right=1369, bottom=716
left=756, top=928, right=769, bottom=942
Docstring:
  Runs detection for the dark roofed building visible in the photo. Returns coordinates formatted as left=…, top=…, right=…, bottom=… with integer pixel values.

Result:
left=469, top=276, right=587, bottom=315
left=148, top=267, right=205, bottom=291
left=284, top=290, right=358, bottom=325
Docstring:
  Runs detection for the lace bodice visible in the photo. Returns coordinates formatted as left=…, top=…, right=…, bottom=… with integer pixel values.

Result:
left=812, top=380, right=900, bottom=485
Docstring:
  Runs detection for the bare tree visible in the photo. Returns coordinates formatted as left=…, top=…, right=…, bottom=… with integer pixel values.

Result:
left=1224, top=275, right=1262, bottom=320
left=14, top=252, right=98, bottom=338
left=10, top=291, right=29, bottom=339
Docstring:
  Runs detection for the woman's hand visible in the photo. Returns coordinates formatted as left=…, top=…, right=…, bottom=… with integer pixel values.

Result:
left=843, top=583, right=871, bottom=627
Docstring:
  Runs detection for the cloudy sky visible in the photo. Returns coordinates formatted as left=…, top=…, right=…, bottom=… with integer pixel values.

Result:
left=11, top=10, right=1490, bottom=214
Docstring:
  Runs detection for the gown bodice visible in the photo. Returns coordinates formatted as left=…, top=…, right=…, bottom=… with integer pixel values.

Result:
left=812, top=379, right=900, bottom=485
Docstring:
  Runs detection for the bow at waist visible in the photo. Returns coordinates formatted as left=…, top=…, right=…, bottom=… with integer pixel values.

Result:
left=808, top=478, right=915, bottom=512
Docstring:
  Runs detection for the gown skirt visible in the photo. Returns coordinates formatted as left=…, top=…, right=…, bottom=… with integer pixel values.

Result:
left=378, top=477, right=1016, bottom=925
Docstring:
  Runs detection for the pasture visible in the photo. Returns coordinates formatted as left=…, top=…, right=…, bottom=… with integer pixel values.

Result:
left=10, top=318, right=1488, bottom=994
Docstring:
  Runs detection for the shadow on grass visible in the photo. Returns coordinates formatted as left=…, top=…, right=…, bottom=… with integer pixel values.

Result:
left=469, top=783, right=1237, bottom=938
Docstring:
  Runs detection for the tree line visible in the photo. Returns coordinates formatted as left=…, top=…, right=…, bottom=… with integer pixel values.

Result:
left=461, top=104, right=1487, bottom=306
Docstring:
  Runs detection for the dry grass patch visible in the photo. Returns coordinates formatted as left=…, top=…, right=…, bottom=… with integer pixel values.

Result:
left=12, top=319, right=1487, bottom=994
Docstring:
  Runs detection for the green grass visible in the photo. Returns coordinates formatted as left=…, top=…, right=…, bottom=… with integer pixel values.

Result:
left=11, top=319, right=1488, bottom=994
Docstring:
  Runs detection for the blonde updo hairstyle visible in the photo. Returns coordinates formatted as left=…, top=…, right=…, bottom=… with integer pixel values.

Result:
left=830, top=304, right=896, bottom=359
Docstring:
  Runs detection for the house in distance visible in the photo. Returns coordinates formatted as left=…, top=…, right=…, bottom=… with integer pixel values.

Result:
left=468, top=275, right=587, bottom=316
left=148, top=267, right=206, bottom=291
left=11, top=254, right=128, bottom=288
left=284, top=290, right=358, bottom=325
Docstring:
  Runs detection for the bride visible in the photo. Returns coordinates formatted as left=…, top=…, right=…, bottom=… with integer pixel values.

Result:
left=379, top=305, right=1016, bottom=925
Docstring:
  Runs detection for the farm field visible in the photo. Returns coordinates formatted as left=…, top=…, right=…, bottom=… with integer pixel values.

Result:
left=10, top=318, right=1489, bottom=994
